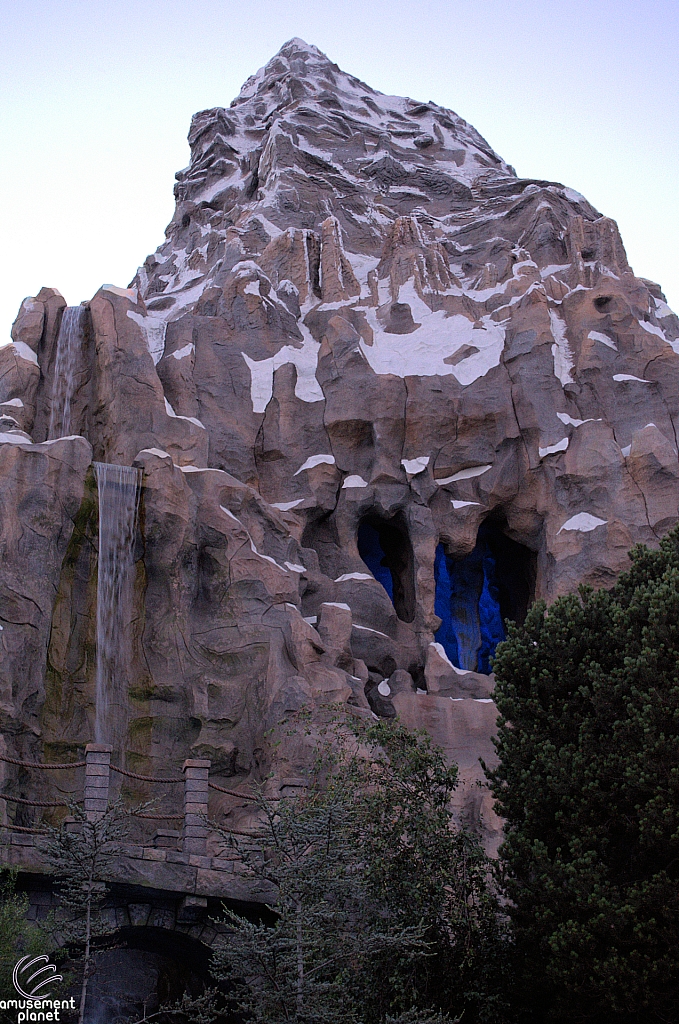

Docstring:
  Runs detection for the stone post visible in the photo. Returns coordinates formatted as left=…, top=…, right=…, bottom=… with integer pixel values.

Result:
left=84, top=744, right=112, bottom=822
left=182, top=758, right=210, bottom=857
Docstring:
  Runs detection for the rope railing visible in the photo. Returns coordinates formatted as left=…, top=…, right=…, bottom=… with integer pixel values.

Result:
left=0, top=754, right=85, bottom=770
left=208, top=781, right=257, bottom=800
left=109, top=765, right=183, bottom=784
left=0, top=749, right=272, bottom=855
left=1, top=751, right=262, bottom=795
left=0, top=755, right=81, bottom=819
left=0, top=747, right=277, bottom=871
left=136, top=812, right=184, bottom=820
left=3, top=824, right=49, bottom=834
left=219, top=826, right=265, bottom=838
left=2, top=795, right=69, bottom=808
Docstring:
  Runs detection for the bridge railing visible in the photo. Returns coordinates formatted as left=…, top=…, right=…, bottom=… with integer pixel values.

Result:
left=0, top=746, right=261, bottom=856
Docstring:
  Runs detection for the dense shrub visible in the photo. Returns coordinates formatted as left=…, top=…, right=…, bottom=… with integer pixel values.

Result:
left=489, top=527, right=679, bottom=1023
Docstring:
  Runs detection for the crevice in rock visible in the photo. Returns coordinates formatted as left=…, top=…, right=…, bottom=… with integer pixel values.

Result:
left=357, top=511, right=415, bottom=623
left=643, top=352, right=679, bottom=455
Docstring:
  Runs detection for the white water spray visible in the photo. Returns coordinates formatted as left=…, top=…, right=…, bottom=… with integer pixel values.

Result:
left=93, top=463, right=141, bottom=748
left=49, top=306, right=86, bottom=439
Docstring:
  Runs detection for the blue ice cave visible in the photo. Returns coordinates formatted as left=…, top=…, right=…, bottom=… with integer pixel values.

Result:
left=357, top=522, right=394, bottom=600
left=434, top=522, right=533, bottom=673
left=357, top=516, right=416, bottom=622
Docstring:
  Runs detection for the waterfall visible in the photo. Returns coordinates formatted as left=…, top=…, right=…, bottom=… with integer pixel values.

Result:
left=94, top=463, right=142, bottom=748
left=49, top=305, right=86, bottom=439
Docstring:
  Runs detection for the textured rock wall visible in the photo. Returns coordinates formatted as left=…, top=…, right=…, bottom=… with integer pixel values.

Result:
left=2, top=39, right=678, bottom=851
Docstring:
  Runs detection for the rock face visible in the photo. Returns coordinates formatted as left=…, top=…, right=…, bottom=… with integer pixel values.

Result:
left=2, top=38, right=679, bottom=852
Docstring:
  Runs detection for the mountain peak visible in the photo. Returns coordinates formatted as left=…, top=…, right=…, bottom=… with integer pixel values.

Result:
left=232, top=36, right=374, bottom=110
left=138, top=43, right=603, bottom=327
left=276, top=37, right=327, bottom=58
left=167, top=41, right=512, bottom=261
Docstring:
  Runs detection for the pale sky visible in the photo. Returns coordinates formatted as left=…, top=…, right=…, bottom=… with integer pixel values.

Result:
left=1, top=0, right=677, bottom=340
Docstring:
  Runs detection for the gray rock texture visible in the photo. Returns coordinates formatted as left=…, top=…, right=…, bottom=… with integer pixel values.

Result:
left=2, top=39, right=679, bottom=854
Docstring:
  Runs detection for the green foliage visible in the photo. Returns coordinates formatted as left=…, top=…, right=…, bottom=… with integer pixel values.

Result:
left=41, top=805, right=124, bottom=919
left=40, top=802, right=137, bottom=1024
left=0, top=871, right=48, bottom=1023
left=122, top=986, right=230, bottom=1024
left=210, top=718, right=509, bottom=1024
left=489, top=526, right=679, bottom=1023
left=353, top=721, right=510, bottom=1023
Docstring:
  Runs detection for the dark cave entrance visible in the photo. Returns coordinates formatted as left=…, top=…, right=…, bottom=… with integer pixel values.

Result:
left=357, top=512, right=415, bottom=623
left=434, top=520, right=535, bottom=673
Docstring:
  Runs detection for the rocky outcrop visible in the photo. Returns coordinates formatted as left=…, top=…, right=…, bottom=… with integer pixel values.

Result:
left=2, top=38, right=679, bottom=853
left=0, top=436, right=92, bottom=760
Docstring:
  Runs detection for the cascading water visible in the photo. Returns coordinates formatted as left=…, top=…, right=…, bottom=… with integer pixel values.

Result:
left=48, top=305, right=86, bottom=439
left=93, top=463, right=142, bottom=749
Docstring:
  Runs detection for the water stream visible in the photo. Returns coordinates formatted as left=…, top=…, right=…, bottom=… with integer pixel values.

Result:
left=93, top=462, right=142, bottom=748
left=49, top=305, right=86, bottom=439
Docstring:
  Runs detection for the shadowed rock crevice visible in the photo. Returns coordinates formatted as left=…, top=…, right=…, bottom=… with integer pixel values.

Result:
left=357, top=512, right=416, bottom=623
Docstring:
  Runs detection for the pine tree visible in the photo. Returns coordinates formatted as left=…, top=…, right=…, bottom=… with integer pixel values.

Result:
left=355, top=721, right=509, bottom=1024
left=209, top=719, right=508, bottom=1024
left=41, top=803, right=135, bottom=1024
left=488, top=526, right=679, bottom=1023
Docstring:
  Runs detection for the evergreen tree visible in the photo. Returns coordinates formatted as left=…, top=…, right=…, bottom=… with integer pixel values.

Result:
left=0, top=871, right=47, bottom=1023
left=353, top=721, right=509, bottom=1023
left=41, top=803, right=136, bottom=1024
left=488, top=527, right=679, bottom=1023
left=210, top=719, right=508, bottom=1024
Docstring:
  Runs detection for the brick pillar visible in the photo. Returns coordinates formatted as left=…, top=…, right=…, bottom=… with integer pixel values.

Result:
left=84, top=744, right=112, bottom=821
left=182, top=758, right=210, bottom=856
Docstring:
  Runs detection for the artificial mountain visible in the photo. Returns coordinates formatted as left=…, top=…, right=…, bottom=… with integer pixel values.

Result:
left=2, top=38, right=679, bottom=852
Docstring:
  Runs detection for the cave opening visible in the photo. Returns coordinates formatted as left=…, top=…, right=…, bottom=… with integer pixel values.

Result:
left=357, top=512, right=415, bottom=623
left=434, top=519, right=535, bottom=673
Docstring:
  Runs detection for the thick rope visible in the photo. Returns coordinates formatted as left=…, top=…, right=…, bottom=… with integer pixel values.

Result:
left=208, top=782, right=256, bottom=799
left=0, top=754, right=85, bottom=770
left=0, top=754, right=276, bottom=818
left=135, top=813, right=183, bottom=820
left=218, top=827, right=265, bottom=838
left=2, top=795, right=69, bottom=807
left=109, top=765, right=183, bottom=783
left=1, top=824, right=49, bottom=834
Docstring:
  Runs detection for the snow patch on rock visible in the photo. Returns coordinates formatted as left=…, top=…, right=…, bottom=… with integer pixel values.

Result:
left=436, top=464, right=492, bottom=485
left=11, top=342, right=38, bottom=365
left=558, top=513, right=607, bottom=534
left=401, top=456, right=429, bottom=476
left=127, top=310, right=167, bottom=364
left=539, top=437, right=569, bottom=457
left=271, top=498, right=304, bottom=511
left=549, top=308, right=574, bottom=386
left=242, top=321, right=324, bottom=413
left=295, top=454, right=336, bottom=474
left=588, top=330, right=617, bottom=350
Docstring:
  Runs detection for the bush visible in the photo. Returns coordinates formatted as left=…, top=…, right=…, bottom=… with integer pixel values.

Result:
left=210, top=718, right=510, bottom=1024
left=0, top=871, right=48, bottom=1023
left=489, top=527, right=679, bottom=1023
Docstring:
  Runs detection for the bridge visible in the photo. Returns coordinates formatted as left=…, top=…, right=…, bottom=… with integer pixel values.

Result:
left=1, top=743, right=279, bottom=978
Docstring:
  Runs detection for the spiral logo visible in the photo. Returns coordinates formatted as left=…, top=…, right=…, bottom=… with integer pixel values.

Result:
left=12, top=956, right=63, bottom=1000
